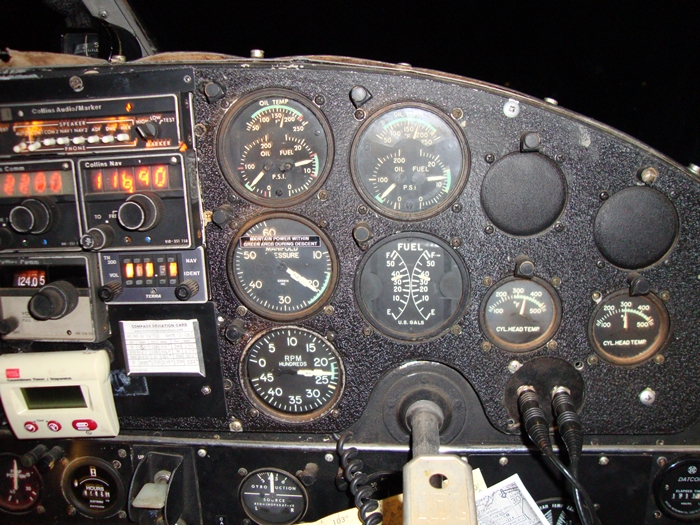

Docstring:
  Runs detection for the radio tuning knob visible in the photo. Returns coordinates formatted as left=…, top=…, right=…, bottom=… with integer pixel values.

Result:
left=8, top=198, right=55, bottom=234
left=135, top=122, right=160, bottom=140
left=98, top=281, right=123, bottom=302
left=80, top=224, right=115, bottom=250
left=174, top=279, right=199, bottom=301
left=0, top=228, right=14, bottom=248
left=0, top=316, right=19, bottom=335
left=117, top=192, right=165, bottom=231
left=28, top=281, right=79, bottom=320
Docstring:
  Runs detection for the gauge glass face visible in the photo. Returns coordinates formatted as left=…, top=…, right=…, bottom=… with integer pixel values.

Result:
left=356, top=233, right=469, bottom=341
left=351, top=104, right=469, bottom=220
left=218, top=89, right=333, bottom=206
left=62, top=457, right=124, bottom=518
left=228, top=214, right=338, bottom=321
left=0, top=454, right=41, bottom=513
left=481, top=277, right=561, bottom=352
left=537, top=498, right=580, bottom=524
left=589, top=289, right=669, bottom=365
left=240, top=469, right=308, bottom=525
left=242, top=327, right=344, bottom=421
left=656, top=458, right=700, bottom=521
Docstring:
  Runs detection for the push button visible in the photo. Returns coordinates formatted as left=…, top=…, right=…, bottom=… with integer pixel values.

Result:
left=72, top=419, right=98, bottom=431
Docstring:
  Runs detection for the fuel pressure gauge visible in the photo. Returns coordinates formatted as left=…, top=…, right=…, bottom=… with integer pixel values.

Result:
left=588, top=288, right=670, bottom=365
left=0, top=454, right=41, bottom=514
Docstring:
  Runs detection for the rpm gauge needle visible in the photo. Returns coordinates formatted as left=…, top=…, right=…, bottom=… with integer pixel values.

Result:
left=285, top=267, right=320, bottom=293
left=297, top=369, right=335, bottom=377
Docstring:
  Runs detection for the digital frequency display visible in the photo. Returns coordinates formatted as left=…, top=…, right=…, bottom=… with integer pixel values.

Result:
left=0, top=170, right=74, bottom=197
left=86, top=165, right=170, bottom=194
left=12, top=269, right=47, bottom=288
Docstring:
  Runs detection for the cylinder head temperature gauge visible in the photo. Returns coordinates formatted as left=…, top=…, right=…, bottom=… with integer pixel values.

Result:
left=239, top=468, right=308, bottom=525
left=480, top=276, right=561, bottom=353
left=241, top=327, right=344, bottom=422
left=351, top=103, right=469, bottom=220
left=0, top=453, right=41, bottom=514
left=217, top=89, right=333, bottom=207
left=228, top=213, right=339, bottom=321
left=588, top=289, right=670, bottom=365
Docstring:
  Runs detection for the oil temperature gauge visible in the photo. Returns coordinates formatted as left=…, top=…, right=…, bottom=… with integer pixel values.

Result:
left=480, top=277, right=561, bottom=353
left=239, top=468, right=308, bottom=525
left=589, top=289, right=670, bottom=365
left=0, top=454, right=41, bottom=514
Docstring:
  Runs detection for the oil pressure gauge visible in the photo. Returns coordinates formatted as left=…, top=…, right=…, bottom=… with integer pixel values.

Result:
left=588, top=288, right=670, bottom=365
left=480, top=276, right=561, bottom=353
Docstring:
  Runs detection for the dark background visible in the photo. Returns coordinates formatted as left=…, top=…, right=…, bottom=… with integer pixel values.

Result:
left=2, top=1, right=699, bottom=168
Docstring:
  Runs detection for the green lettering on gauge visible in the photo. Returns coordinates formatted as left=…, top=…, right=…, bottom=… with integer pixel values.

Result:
left=351, top=103, right=469, bottom=220
left=480, top=277, right=562, bottom=353
left=588, top=289, right=670, bottom=365
left=217, top=89, right=333, bottom=207
left=355, top=233, right=470, bottom=341
left=227, top=213, right=339, bottom=321
left=241, top=327, right=344, bottom=421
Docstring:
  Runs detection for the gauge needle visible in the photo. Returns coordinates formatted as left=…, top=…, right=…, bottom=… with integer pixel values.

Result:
left=623, top=312, right=628, bottom=330
left=415, top=271, right=431, bottom=282
left=380, top=183, right=396, bottom=200
left=297, top=369, right=334, bottom=377
left=426, top=175, right=447, bottom=181
left=250, top=171, right=266, bottom=187
left=286, top=267, right=320, bottom=292
left=12, top=459, right=18, bottom=492
left=269, top=472, right=275, bottom=493
left=520, top=298, right=527, bottom=316
left=294, top=159, right=313, bottom=167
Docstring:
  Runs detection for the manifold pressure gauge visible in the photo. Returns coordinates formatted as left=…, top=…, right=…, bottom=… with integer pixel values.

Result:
left=217, top=89, right=333, bottom=207
left=351, top=103, right=469, bottom=220
left=480, top=276, right=561, bottom=353
left=228, top=213, right=339, bottom=321
left=588, top=288, right=670, bottom=365
left=239, top=468, right=308, bottom=525
left=242, top=327, right=344, bottom=421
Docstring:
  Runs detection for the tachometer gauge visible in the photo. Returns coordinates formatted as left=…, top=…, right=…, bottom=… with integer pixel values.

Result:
left=351, top=103, right=469, bottom=220
left=239, top=468, right=308, bottom=525
left=356, top=233, right=470, bottom=341
left=0, top=454, right=41, bottom=514
left=588, top=289, right=670, bottom=365
left=242, top=327, right=344, bottom=421
left=480, top=277, right=561, bottom=353
left=217, top=89, right=333, bottom=207
left=228, top=213, right=339, bottom=321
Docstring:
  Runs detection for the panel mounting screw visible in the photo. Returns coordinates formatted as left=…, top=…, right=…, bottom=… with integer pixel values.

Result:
left=546, top=340, right=558, bottom=351
left=229, top=419, right=243, bottom=432
left=450, top=325, right=462, bottom=335
left=317, top=190, right=329, bottom=201
left=249, top=408, right=259, bottom=418
left=325, top=453, right=334, bottom=463
left=654, top=354, right=665, bottom=365
left=688, top=164, right=700, bottom=176
left=362, top=326, right=373, bottom=336
left=223, top=379, right=233, bottom=390
left=197, top=449, right=207, bottom=458
left=482, top=277, right=493, bottom=287
left=657, top=456, right=667, bottom=467
left=117, top=510, right=127, bottom=519
left=550, top=277, right=562, bottom=287
left=354, top=109, right=366, bottom=121
left=591, top=291, right=602, bottom=302
left=499, top=457, right=509, bottom=466
left=314, top=95, right=325, bottom=106
left=481, top=341, right=491, bottom=352
left=238, top=468, right=248, bottom=476
left=639, top=167, right=659, bottom=185
left=640, top=388, right=656, bottom=406
left=508, top=361, right=521, bottom=373
left=99, top=10, right=108, bottom=18
left=452, top=203, right=462, bottom=213
left=236, top=306, right=248, bottom=317
left=660, top=291, right=671, bottom=301
left=323, top=305, right=335, bottom=316
left=598, top=456, right=609, bottom=466
left=654, top=510, right=662, bottom=519
left=503, top=99, right=520, bottom=118
left=357, top=204, right=368, bottom=215
left=331, top=409, right=340, bottom=418
left=201, top=386, right=211, bottom=395
left=596, top=260, right=605, bottom=269
left=450, top=237, right=462, bottom=247
left=451, top=108, right=463, bottom=120
left=599, top=191, right=609, bottom=201
left=325, top=330, right=336, bottom=341
left=69, top=76, right=84, bottom=92
left=553, top=222, right=565, bottom=232
left=484, top=225, right=495, bottom=235
left=117, top=449, right=127, bottom=458
left=587, top=355, right=599, bottom=366
left=250, top=49, right=264, bottom=58
left=485, top=154, right=495, bottom=163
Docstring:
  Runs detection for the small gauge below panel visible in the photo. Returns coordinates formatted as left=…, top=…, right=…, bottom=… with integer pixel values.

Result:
left=0, top=454, right=41, bottom=514
left=241, top=327, right=344, bottom=422
left=588, top=289, right=670, bottom=365
left=351, top=103, right=469, bottom=220
left=655, top=457, right=700, bottom=522
left=537, top=498, right=581, bottom=524
left=239, top=468, right=308, bottom=525
left=217, top=89, right=333, bottom=207
left=61, top=457, right=125, bottom=519
left=356, top=233, right=469, bottom=341
left=480, top=276, right=561, bottom=353
left=228, top=213, right=338, bottom=321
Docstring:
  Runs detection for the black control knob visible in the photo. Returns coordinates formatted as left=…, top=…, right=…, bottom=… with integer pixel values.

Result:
left=37, top=446, right=64, bottom=473
left=117, top=192, right=164, bottom=231
left=0, top=227, right=14, bottom=249
left=21, top=445, right=48, bottom=468
left=0, top=316, right=19, bottom=335
left=28, top=281, right=79, bottom=320
left=174, top=279, right=199, bottom=301
left=80, top=224, right=114, bottom=250
left=9, top=198, right=54, bottom=234
left=135, top=121, right=160, bottom=140
left=98, top=281, right=123, bottom=302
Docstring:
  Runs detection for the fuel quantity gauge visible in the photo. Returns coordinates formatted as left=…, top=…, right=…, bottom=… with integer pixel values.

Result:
left=0, top=454, right=41, bottom=514
left=589, top=289, right=669, bottom=365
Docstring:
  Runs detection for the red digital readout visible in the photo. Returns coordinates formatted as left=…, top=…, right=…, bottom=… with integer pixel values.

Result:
left=87, top=165, right=169, bottom=194
left=12, top=269, right=47, bottom=288
left=0, top=171, right=72, bottom=197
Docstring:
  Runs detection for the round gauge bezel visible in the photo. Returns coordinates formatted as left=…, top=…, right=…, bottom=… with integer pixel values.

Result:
left=0, top=453, right=42, bottom=514
left=239, top=468, right=308, bottom=525
left=240, top=326, right=346, bottom=423
left=354, top=232, right=470, bottom=342
left=536, top=498, right=580, bottom=524
left=588, top=288, right=670, bottom=366
left=217, top=88, right=334, bottom=207
left=227, top=212, right=339, bottom=322
left=479, top=276, right=562, bottom=353
left=61, top=456, right=125, bottom=519
left=654, top=456, right=700, bottom=522
left=350, top=102, right=470, bottom=221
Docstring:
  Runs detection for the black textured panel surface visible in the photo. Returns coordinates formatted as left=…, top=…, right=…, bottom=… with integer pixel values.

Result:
left=594, top=186, right=678, bottom=269
left=481, top=152, right=567, bottom=236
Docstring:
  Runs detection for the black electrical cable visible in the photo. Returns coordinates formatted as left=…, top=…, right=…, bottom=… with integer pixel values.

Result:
left=517, top=386, right=601, bottom=525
